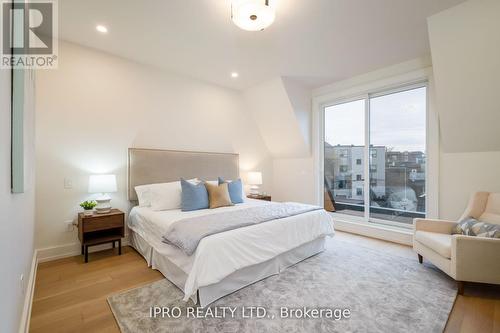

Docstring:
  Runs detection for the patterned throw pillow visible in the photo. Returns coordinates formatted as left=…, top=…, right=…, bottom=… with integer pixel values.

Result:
left=452, top=217, right=500, bottom=238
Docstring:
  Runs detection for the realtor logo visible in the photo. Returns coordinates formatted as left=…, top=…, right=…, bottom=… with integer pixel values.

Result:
left=1, top=0, right=58, bottom=68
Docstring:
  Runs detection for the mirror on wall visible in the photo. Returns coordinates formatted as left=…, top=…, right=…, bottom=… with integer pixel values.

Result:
left=10, top=0, right=25, bottom=193
left=11, top=68, right=25, bottom=193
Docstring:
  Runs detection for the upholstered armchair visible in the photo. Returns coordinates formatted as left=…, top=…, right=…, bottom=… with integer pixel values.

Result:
left=413, top=192, right=500, bottom=294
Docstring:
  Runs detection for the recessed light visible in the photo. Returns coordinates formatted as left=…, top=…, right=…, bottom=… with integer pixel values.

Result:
left=231, top=72, right=239, bottom=78
left=96, top=25, right=108, bottom=33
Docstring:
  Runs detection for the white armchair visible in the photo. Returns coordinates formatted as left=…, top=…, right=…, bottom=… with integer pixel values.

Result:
left=413, top=192, right=500, bottom=294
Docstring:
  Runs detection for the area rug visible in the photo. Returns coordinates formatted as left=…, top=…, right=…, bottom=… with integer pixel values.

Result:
left=108, top=238, right=457, bottom=333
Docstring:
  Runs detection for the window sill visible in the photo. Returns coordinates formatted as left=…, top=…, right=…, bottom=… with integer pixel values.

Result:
left=329, top=213, right=414, bottom=246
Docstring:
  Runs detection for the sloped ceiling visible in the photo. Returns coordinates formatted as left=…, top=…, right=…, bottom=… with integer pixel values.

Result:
left=58, top=0, right=466, bottom=90
left=428, top=0, right=500, bottom=153
left=244, top=77, right=311, bottom=158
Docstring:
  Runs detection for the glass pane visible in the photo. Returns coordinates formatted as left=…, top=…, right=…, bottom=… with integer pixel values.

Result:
left=369, top=87, right=426, bottom=224
left=324, top=99, right=365, bottom=217
left=11, top=69, right=25, bottom=193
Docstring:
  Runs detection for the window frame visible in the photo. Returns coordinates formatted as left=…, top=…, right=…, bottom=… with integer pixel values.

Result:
left=318, top=80, right=431, bottom=229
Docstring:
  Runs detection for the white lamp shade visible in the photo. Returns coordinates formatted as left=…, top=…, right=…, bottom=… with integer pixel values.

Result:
left=247, top=171, right=263, bottom=185
left=232, top=0, right=276, bottom=31
left=88, top=174, right=117, bottom=193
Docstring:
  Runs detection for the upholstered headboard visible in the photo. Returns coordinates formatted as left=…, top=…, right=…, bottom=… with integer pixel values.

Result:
left=128, top=148, right=239, bottom=201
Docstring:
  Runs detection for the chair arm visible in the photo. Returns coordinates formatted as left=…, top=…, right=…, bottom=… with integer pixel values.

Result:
left=452, top=235, right=500, bottom=284
left=413, top=218, right=456, bottom=234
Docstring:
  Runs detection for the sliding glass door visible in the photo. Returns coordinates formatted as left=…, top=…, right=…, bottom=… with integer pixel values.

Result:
left=323, top=84, right=427, bottom=226
left=369, top=87, right=427, bottom=223
left=324, top=99, right=365, bottom=217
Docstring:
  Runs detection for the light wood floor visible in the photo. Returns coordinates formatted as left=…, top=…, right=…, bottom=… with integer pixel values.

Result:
left=29, top=232, right=500, bottom=333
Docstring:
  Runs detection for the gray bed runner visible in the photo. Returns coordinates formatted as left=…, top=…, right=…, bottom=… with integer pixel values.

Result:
left=162, top=202, right=322, bottom=255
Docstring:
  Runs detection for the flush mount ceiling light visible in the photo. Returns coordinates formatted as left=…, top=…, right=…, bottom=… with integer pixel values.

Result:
left=231, top=72, right=239, bottom=78
left=231, top=0, right=276, bottom=31
left=96, top=25, right=108, bottom=33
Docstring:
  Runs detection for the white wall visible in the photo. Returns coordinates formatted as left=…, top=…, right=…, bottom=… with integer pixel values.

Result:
left=440, top=152, right=500, bottom=220
left=35, top=41, right=272, bottom=251
left=0, top=69, right=36, bottom=332
left=272, top=157, right=315, bottom=204
left=243, top=77, right=310, bottom=158
left=428, top=0, right=500, bottom=153
left=281, top=77, right=312, bottom=151
left=428, top=0, right=500, bottom=219
left=243, top=77, right=314, bottom=204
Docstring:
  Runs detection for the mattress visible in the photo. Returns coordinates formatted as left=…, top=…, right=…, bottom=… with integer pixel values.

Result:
left=128, top=199, right=335, bottom=300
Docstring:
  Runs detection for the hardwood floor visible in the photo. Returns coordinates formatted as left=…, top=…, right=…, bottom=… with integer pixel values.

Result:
left=29, top=232, right=500, bottom=333
left=30, top=247, right=163, bottom=333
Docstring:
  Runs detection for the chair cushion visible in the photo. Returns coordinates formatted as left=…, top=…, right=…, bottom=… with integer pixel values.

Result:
left=414, top=231, right=452, bottom=259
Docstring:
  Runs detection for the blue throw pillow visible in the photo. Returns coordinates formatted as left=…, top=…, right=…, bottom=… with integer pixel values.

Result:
left=180, top=178, right=209, bottom=211
left=218, top=177, right=244, bottom=204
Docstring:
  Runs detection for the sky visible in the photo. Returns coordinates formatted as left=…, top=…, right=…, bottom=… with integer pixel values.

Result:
left=324, top=87, right=426, bottom=152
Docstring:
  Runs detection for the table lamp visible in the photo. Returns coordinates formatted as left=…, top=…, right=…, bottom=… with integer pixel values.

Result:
left=247, top=171, right=262, bottom=195
left=88, top=174, right=117, bottom=214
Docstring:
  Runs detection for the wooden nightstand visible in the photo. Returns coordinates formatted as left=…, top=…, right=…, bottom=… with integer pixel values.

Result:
left=247, top=194, right=271, bottom=201
left=78, top=209, right=125, bottom=263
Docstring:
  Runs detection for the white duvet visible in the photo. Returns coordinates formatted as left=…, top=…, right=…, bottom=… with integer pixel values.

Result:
left=128, top=199, right=335, bottom=300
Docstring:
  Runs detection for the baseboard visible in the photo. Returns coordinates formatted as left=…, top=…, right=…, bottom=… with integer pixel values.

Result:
left=18, top=249, right=38, bottom=333
left=334, top=219, right=413, bottom=246
left=37, top=238, right=130, bottom=263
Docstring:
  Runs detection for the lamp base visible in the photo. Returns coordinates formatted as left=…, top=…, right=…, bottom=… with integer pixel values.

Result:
left=250, top=185, right=260, bottom=195
left=95, top=194, right=112, bottom=214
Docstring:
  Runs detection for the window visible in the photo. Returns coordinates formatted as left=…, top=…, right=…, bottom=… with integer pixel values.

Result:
left=324, top=84, right=427, bottom=225
left=369, top=86, right=426, bottom=223
left=324, top=99, right=365, bottom=217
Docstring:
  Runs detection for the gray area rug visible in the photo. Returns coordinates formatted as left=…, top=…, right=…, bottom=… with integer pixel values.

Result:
left=108, top=238, right=456, bottom=333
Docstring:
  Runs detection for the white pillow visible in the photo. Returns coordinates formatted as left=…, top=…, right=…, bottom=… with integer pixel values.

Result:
left=149, top=178, right=198, bottom=211
left=135, top=184, right=153, bottom=207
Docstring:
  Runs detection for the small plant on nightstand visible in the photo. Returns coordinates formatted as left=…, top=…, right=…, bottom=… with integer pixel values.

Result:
left=80, top=200, right=97, bottom=216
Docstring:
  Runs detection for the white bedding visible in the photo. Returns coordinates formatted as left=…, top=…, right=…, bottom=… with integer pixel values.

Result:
left=128, top=199, right=335, bottom=300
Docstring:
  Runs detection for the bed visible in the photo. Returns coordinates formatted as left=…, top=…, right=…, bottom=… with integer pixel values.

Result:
left=127, top=148, right=335, bottom=307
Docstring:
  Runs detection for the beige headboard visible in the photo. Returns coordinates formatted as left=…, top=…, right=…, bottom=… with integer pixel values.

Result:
left=128, top=148, right=239, bottom=201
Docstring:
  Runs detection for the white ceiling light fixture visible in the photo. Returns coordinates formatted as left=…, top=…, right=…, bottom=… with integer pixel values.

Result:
left=231, top=0, right=276, bottom=31
left=96, top=25, right=108, bottom=33
left=231, top=72, right=239, bottom=78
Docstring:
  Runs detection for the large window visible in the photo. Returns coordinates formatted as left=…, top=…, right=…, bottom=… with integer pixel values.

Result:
left=324, top=99, right=365, bottom=217
left=323, top=84, right=427, bottom=225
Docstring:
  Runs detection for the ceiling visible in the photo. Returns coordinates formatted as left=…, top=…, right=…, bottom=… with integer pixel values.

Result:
left=58, top=0, right=466, bottom=90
